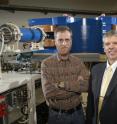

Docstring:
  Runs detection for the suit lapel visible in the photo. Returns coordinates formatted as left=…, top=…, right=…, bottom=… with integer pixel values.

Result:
left=101, top=67, right=117, bottom=111
left=95, top=64, right=106, bottom=101
left=105, top=68, right=117, bottom=98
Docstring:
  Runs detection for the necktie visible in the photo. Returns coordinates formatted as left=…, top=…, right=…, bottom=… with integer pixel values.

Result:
left=98, top=66, right=113, bottom=123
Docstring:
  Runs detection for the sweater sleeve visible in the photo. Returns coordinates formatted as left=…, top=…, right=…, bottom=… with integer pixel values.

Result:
left=41, top=61, right=75, bottom=100
left=64, top=61, right=89, bottom=93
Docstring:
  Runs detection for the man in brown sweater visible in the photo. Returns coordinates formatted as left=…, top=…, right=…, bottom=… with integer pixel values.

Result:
left=41, top=26, right=89, bottom=124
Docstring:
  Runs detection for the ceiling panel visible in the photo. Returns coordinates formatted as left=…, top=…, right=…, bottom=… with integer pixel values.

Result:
left=9, top=0, right=117, bottom=11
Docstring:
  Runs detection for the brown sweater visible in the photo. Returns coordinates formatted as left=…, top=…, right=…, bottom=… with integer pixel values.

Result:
left=41, top=54, right=89, bottom=110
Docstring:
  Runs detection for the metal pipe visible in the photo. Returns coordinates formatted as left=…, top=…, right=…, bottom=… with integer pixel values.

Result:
left=0, top=23, right=46, bottom=43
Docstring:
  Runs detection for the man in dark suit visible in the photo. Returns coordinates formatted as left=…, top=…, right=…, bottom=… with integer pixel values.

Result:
left=86, top=30, right=117, bottom=124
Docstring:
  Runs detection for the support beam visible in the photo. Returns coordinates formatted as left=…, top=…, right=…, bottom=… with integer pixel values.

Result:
left=0, top=4, right=117, bottom=16
left=0, top=0, right=9, bottom=5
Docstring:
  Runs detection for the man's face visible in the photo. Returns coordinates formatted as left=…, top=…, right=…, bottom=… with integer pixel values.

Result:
left=55, top=31, right=72, bottom=55
left=104, top=36, right=117, bottom=64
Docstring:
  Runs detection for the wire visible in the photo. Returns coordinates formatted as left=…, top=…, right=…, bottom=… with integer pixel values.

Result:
left=0, top=32, right=5, bottom=56
left=0, top=31, right=5, bottom=79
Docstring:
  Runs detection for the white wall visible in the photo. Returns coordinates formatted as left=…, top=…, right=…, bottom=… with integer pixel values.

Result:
left=0, top=10, right=62, bottom=26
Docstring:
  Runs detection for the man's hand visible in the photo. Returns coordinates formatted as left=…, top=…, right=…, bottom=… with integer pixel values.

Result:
left=54, top=82, right=64, bottom=89
left=78, top=76, right=84, bottom=82
left=58, top=81, right=65, bottom=88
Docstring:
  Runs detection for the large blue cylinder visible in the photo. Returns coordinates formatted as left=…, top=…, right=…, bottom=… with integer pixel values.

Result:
left=68, top=18, right=103, bottom=53
left=20, top=28, right=43, bottom=42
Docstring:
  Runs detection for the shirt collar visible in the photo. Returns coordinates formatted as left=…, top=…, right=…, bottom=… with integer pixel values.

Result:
left=106, top=60, right=117, bottom=73
left=57, top=53, right=70, bottom=61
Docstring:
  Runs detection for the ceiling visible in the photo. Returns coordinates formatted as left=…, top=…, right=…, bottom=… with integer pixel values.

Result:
left=0, top=0, right=117, bottom=16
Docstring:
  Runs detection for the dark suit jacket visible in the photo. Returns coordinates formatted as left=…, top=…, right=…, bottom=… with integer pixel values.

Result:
left=86, top=63, right=117, bottom=124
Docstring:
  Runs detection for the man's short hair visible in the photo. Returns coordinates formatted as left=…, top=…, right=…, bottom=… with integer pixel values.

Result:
left=54, top=26, right=72, bottom=38
left=103, top=30, right=117, bottom=42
